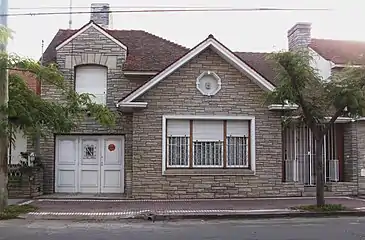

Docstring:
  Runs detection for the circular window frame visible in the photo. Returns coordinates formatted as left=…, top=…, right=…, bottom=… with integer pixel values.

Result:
left=196, top=71, right=222, bottom=96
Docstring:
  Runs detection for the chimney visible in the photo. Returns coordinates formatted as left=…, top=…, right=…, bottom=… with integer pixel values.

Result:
left=90, top=3, right=110, bottom=28
left=287, top=22, right=311, bottom=51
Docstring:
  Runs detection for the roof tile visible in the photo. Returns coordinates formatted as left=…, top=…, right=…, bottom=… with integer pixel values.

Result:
left=310, top=38, right=365, bottom=65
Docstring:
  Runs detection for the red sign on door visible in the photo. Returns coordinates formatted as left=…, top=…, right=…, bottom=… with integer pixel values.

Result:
left=108, top=143, right=116, bottom=151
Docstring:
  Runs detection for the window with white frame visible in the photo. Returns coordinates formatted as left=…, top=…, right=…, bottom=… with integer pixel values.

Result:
left=75, top=65, right=107, bottom=105
left=166, top=119, right=250, bottom=169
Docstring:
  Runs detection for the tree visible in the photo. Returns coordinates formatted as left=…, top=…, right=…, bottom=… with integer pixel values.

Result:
left=0, top=28, right=117, bottom=211
left=266, top=50, right=365, bottom=207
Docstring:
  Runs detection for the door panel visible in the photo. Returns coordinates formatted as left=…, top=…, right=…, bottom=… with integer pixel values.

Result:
left=79, top=138, right=100, bottom=193
left=55, top=137, right=78, bottom=193
left=101, top=138, right=124, bottom=193
left=55, top=135, right=124, bottom=194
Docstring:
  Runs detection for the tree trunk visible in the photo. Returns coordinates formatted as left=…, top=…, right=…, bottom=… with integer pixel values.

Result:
left=315, top=137, right=325, bottom=207
left=0, top=53, right=9, bottom=213
left=0, top=136, right=7, bottom=212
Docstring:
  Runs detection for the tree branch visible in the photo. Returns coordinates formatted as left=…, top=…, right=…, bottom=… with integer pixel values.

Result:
left=322, top=107, right=345, bottom=136
left=286, top=70, right=317, bottom=131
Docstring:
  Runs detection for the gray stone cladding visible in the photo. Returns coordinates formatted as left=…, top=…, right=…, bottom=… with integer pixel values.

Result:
left=40, top=25, right=149, bottom=194
left=131, top=48, right=304, bottom=199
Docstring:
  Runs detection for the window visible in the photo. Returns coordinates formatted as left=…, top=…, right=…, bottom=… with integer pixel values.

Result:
left=166, top=118, right=251, bottom=169
left=75, top=65, right=107, bottom=105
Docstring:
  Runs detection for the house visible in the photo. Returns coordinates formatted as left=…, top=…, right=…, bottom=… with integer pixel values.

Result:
left=39, top=3, right=365, bottom=198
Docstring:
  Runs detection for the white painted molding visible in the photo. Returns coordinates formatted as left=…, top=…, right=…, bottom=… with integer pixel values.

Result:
left=196, top=71, right=222, bottom=96
left=123, top=71, right=158, bottom=76
left=161, top=115, right=256, bottom=174
left=268, top=104, right=299, bottom=110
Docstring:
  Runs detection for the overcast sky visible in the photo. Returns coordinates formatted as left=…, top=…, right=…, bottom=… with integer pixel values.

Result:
left=6, top=0, right=364, bottom=59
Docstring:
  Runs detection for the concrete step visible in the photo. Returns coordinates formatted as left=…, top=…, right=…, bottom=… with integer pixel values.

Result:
left=302, top=191, right=335, bottom=197
left=304, top=186, right=329, bottom=192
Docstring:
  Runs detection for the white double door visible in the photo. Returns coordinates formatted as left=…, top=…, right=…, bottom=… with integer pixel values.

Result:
left=55, top=135, right=124, bottom=193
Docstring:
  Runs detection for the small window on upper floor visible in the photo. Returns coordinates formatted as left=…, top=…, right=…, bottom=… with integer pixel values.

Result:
left=75, top=65, right=107, bottom=105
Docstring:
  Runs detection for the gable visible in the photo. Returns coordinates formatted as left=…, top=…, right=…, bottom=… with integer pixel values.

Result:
left=55, top=21, right=128, bottom=51
left=138, top=48, right=270, bottom=106
left=119, top=35, right=275, bottom=107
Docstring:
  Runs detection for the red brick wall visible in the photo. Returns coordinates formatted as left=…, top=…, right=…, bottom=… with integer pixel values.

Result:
left=10, top=70, right=41, bottom=95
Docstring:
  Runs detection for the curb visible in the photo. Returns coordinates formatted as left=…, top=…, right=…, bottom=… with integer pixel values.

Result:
left=21, top=210, right=365, bottom=221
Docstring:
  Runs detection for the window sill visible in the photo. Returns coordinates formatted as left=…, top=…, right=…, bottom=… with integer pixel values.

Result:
left=163, top=168, right=255, bottom=176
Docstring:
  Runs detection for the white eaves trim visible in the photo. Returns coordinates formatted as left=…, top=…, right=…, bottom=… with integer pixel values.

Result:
left=283, top=116, right=365, bottom=123
left=117, top=102, right=148, bottom=108
left=55, top=21, right=128, bottom=51
left=268, top=104, right=299, bottom=110
left=123, top=71, right=158, bottom=76
left=120, top=36, right=275, bottom=104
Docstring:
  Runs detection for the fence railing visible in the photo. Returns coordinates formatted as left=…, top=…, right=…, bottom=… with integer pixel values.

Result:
left=284, top=157, right=339, bottom=185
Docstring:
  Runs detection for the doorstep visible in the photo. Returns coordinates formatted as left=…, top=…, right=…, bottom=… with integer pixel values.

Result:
left=35, top=193, right=129, bottom=200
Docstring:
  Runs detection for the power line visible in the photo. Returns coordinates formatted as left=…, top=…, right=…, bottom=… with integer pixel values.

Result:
left=7, top=5, right=333, bottom=10
left=10, top=6, right=226, bottom=10
left=2, top=7, right=333, bottom=17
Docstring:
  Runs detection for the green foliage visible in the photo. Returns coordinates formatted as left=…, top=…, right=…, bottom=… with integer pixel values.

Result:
left=265, top=50, right=365, bottom=135
left=291, top=204, right=347, bottom=212
left=0, top=204, right=38, bottom=220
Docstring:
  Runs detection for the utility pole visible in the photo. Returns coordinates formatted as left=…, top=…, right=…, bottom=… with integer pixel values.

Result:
left=0, top=0, right=9, bottom=212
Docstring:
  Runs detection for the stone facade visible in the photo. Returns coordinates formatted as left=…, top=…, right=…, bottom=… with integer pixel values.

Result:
left=8, top=165, right=43, bottom=198
left=40, top=25, right=148, bottom=194
left=355, top=122, right=365, bottom=195
left=131, top=48, right=304, bottom=199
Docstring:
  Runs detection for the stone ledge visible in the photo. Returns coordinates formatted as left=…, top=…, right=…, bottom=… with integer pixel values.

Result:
left=163, top=168, right=255, bottom=176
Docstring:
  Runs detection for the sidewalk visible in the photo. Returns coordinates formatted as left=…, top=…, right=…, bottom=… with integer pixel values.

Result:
left=23, top=197, right=365, bottom=221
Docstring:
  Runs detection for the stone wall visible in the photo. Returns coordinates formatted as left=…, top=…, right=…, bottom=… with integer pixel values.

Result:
left=40, top=25, right=148, bottom=194
left=356, top=122, right=365, bottom=195
left=131, top=48, right=304, bottom=199
left=8, top=165, right=43, bottom=198
left=344, top=123, right=358, bottom=182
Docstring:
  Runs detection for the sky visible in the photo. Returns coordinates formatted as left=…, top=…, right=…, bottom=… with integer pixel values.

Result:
left=6, top=0, right=365, bottom=59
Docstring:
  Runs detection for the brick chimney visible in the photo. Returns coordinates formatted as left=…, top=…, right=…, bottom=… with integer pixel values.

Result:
left=90, top=3, right=110, bottom=28
left=287, top=22, right=311, bottom=50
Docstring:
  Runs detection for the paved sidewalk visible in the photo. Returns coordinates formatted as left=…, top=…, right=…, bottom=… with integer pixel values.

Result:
left=24, top=197, right=365, bottom=220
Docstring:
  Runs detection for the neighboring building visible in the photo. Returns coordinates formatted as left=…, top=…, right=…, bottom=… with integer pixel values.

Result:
left=8, top=70, right=40, bottom=165
left=39, top=4, right=365, bottom=198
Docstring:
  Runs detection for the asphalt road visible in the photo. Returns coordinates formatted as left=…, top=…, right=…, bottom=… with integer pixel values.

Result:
left=1, top=217, right=365, bottom=239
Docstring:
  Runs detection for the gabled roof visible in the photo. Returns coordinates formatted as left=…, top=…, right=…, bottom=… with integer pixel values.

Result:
left=56, top=21, right=128, bottom=51
left=43, top=23, right=188, bottom=72
left=43, top=22, right=279, bottom=85
left=309, top=38, right=365, bottom=65
left=235, top=52, right=280, bottom=86
left=118, top=35, right=276, bottom=107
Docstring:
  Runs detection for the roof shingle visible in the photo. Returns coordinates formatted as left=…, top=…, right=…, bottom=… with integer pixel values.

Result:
left=43, top=24, right=279, bottom=85
left=43, top=28, right=188, bottom=72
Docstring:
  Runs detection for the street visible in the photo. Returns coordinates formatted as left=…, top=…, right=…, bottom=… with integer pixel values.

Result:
left=1, top=217, right=365, bottom=239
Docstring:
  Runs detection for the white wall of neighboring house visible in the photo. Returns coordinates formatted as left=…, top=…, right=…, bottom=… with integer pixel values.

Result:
left=309, top=48, right=333, bottom=80
left=8, top=129, right=27, bottom=165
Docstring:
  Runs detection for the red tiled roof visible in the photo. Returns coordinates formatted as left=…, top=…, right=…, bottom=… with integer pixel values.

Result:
left=235, top=52, right=279, bottom=86
left=309, top=38, right=365, bottom=65
left=43, top=28, right=189, bottom=72
left=43, top=26, right=279, bottom=85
